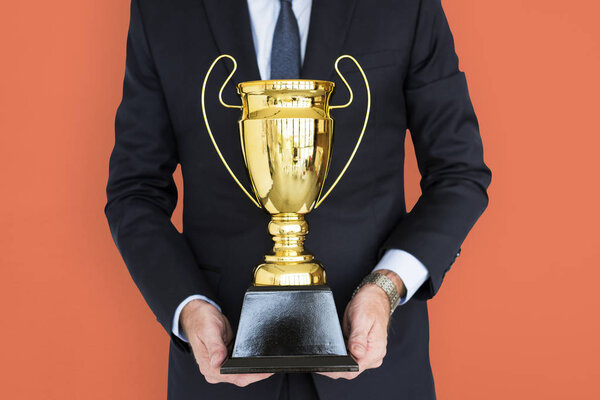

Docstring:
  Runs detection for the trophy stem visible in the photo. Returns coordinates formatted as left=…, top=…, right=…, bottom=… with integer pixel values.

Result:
left=268, top=213, right=312, bottom=262
left=253, top=213, right=326, bottom=286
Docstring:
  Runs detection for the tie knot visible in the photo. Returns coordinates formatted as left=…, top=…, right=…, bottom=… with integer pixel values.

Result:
left=281, top=0, right=292, bottom=4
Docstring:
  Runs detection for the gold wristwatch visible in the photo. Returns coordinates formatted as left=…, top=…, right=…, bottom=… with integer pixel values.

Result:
left=352, top=272, right=402, bottom=315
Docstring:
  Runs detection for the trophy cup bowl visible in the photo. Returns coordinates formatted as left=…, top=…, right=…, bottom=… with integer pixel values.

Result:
left=240, top=79, right=333, bottom=287
left=201, top=55, right=370, bottom=373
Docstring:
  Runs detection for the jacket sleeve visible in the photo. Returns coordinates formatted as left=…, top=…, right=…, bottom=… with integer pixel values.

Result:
left=379, top=0, right=492, bottom=299
left=105, top=0, right=219, bottom=337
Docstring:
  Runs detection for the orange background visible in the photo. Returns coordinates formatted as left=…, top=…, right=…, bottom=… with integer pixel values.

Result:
left=1, top=0, right=599, bottom=398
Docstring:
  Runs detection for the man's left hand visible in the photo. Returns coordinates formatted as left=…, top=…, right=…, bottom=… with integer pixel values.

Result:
left=318, top=270, right=405, bottom=380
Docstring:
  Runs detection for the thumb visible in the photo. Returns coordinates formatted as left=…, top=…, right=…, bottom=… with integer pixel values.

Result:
left=347, top=320, right=369, bottom=360
left=203, top=331, right=228, bottom=368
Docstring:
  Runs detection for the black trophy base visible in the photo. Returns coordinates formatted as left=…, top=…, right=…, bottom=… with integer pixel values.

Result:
left=221, top=355, right=357, bottom=374
left=221, top=285, right=358, bottom=374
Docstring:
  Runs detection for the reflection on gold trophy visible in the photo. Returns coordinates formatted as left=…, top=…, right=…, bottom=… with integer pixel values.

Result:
left=201, top=54, right=370, bottom=373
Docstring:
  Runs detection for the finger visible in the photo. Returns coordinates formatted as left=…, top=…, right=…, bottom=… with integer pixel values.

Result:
left=204, top=372, right=273, bottom=387
left=191, top=343, right=219, bottom=380
left=198, top=348, right=272, bottom=386
left=342, top=305, right=351, bottom=338
left=358, top=329, right=387, bottom=370
left=347, top=315, right=371, bottom=360
left=209, top=346, right=227, bottom=368
left=228, top=373, right=274, bottom=387
left=222, top=317, right=233, bottom=346
left=200, top=329, right=228, bottom=368
left=317, top=371, right=361, bottom=380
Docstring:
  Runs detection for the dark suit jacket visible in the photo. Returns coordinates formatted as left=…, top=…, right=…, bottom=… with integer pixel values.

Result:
left=105, top=0, right=491, bottom=399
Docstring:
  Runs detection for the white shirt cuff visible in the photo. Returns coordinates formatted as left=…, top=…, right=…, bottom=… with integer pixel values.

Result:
left=172, top=295, right=222, bottom=342
left=372, top=249, right=429, bottom=305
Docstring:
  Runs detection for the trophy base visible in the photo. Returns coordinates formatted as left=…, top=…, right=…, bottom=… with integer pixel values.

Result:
left=221, top=285, right=357, bottom=374
left=221, top=355, right=357, bottom=374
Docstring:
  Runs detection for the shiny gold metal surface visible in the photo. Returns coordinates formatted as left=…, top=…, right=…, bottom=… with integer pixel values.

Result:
left=255, top=213, right=326, bottom=286
left=201, top=54, right=371, bottom=286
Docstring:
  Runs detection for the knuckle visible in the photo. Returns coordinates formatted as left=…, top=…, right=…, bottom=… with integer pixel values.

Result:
left=205, top=340, right=225, bottom=352
left=213, top=318, right=225, bottom=331
left=198, top=364, right=218, bottom=379
left=349, top=331, right=367, bottom=341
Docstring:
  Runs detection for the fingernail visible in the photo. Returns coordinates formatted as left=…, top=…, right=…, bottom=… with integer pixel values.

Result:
left=210, top=354, right=217, bottom=367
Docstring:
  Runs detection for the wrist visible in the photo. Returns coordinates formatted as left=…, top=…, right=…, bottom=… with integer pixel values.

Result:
left=374, top=269, right=407, bottom=299
left=356, top=284, right=391, bottom=313
left=353, top=271, right=406, bottom=315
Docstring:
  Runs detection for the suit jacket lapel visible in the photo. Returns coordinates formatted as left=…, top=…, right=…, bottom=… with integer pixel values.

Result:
left=202, top=0, right=261, bottom=83
left=201, top=0, right=357, bottom=82
left=301, top=0, right=358, bottom=80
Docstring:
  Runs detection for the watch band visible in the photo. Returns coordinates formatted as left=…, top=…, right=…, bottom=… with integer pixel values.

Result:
left=352, top=272, right=401, bottom=315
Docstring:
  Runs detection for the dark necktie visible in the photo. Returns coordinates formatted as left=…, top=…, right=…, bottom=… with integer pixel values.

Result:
left=270, top=0, right=301, bottom=79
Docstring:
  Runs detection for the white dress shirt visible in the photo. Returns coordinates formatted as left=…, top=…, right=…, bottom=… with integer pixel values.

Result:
left=172, top=0, right=429, bottom=342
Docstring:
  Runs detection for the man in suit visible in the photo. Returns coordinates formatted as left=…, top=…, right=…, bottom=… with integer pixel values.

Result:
left=105, top=0, right=491, bottom=399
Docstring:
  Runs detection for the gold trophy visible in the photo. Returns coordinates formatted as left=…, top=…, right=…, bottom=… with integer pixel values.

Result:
left=201, top=55, right=370, bottom=373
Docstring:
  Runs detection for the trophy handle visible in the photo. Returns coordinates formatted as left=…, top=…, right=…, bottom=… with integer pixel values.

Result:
left=315, top=55, right=371, bottom=209
left=201, top=54, right=261, bottom=208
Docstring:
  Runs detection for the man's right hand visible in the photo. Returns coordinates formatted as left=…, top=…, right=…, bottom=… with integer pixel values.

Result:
left=180, top=299, right=273, bottom=387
